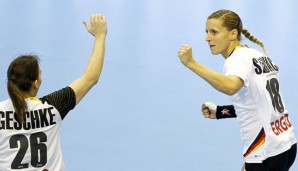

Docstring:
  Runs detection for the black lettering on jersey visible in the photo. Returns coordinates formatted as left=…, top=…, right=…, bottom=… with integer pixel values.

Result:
left=0, top=111, right=5, bottom=130
left=253, top=56, right=279, bottom=75
left=23, top=112, right=31, bottom=130
left=5, top=111, right=14, bottom=130
left=0, top=107, right=57, bottom=130
left=30, top=110, right=40, bottom=129
left=14, top=115, right=22, bottom=130
left=267, top=57, right=279, bottom=71
left=39, top=108, right=50, bottom=127
left=48, top=107, right=56, bottom=125
left=0, top=111, right=21, bottom=130
left=253, top=58, right=262, bottom=74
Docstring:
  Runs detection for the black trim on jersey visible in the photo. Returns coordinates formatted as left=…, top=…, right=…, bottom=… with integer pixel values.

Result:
left=40, top=87, right=76, bottom=120
left=216, top=105, right=237, bottom=119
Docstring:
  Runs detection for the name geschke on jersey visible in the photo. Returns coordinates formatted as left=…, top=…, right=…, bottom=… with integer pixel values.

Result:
left=0, top=107, right=57, bottom=130
left=0, top=87, right=76, bottom=171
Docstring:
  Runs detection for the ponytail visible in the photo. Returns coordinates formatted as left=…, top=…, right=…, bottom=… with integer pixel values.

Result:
left=7, top=80, right=27, bottom=123
left=7, top=55, right=40, bottom=123
left=242, top=28, right=268, bottom=55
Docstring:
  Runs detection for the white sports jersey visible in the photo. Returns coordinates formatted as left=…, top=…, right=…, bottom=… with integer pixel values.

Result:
left=224, top=47, right=297, bottom=163
left=0, top=87, right=75, bottom=171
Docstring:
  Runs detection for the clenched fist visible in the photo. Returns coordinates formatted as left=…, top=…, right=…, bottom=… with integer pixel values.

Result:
left=178, top=44, right=194, bottom=67
left=201, top=102, right=217, bottom=119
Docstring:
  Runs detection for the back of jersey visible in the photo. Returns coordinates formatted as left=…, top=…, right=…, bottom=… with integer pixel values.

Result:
left=0, top=98, right=65, bottom=171
left=252, top=55, right=297, bottom=158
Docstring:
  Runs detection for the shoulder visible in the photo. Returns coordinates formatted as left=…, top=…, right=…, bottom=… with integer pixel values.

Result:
left=39, top=87, right=76, bottom=119
left=227, top=47, right=263, bottom=64
left=0, top=99, right=14, bottom=110
left=236, top=47, right=263, bottom=58
left=40, top=87, right=75, bottom=104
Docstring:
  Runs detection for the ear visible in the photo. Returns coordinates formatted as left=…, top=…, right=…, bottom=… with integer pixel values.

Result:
left=230, top=29, right=238, bottom=41
left=33, top=80, right=39, bottom=89
left=33, top=79, right=41, bottom=90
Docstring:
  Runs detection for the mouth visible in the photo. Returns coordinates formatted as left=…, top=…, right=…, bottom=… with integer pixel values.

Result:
left=209, top=45, right=215, bottom=49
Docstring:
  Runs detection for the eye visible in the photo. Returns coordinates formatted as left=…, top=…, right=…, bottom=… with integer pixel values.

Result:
left=211, top=30, right=217, bottom=35
left=206, top=29, right=218, bottom=35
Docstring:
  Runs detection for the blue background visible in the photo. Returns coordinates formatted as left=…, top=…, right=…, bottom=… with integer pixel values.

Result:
left=0, top=0, right=297, bottom=170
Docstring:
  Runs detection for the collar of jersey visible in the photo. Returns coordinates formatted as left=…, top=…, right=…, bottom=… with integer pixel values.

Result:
left=27, top=97, right=41, bottom=102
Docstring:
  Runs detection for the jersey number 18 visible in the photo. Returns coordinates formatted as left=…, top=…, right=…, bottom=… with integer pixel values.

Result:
left=266, top=78, right=284, bottom=113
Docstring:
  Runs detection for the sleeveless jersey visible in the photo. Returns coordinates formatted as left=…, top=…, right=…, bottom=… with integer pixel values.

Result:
left=224, top=47, right=297, bottom=163
left=0, top=87, right=76, bottom=171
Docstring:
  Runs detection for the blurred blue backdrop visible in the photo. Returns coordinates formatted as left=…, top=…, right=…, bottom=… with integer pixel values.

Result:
left=0, top=0, right=297, bottom=170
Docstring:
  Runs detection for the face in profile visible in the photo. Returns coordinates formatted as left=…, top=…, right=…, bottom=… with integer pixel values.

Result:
left=205, top=18, right=236, bottom=57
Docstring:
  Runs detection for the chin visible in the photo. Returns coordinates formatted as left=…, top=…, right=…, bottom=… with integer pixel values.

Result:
left=210, top=51, right=219, bottom=55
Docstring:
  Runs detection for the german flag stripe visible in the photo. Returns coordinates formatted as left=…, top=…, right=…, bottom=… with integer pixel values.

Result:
left=243, top=128, right=266, bottom=158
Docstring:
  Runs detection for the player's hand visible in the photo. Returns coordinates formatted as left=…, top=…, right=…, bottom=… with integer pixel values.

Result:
left=201, top=102, right=217, bottom=119
left=178, top=44, right=195, bottom=67
left=83, top=14, right=107, bottom=39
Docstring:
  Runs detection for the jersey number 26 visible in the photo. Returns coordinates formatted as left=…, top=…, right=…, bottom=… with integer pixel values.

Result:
left=9, top=132, right=47, bottom=169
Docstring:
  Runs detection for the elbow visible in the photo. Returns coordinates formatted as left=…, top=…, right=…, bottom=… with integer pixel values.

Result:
left=224, top=89, right=238, bottom=96
left=220, top=80, right=243, bottom=96
left=85, top=75, right=100, bottom=86
left=220, top=86, right=240, bottom=96
left=215, top=77, right=243, bottom=96
left=90, top=77, right=99, bottom=86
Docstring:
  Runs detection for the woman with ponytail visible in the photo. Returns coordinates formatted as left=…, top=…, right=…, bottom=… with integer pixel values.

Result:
left=7, top=55, right=41, bottom=124
left=178, top=9, right=296, bottom=171
left=0, top=14, right=107, bottom=171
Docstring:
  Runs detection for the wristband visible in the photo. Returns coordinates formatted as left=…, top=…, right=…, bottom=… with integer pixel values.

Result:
left=216, top=105, right=237, bottom=119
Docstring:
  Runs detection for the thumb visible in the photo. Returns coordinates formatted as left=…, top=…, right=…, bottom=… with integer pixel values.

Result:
left=204, top=102, right=217, bottom=112
left=83, top=21, right=93, bottom=34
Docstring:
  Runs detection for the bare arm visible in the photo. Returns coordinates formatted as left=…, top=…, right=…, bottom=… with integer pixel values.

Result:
left=69, top=14, right=107, bottom=104
left=178, top=44, right=243, bottom=95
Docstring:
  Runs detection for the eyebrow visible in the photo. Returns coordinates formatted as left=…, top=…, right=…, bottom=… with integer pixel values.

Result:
left=206, top=29, right=218, bottom=33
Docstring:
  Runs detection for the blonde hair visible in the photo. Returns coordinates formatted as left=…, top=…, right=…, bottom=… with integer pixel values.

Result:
left=241, top=28, right=267, bottom=55
left=208, top=9, right=267, bottom=55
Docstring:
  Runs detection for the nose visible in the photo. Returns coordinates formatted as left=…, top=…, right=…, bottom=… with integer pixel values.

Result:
left=205, top=32, right=211, bottom=42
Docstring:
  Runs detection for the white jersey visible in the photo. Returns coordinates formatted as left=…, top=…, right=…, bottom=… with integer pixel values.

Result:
left=0, top=87, right=75, bottom=171
left=224, top=47, right=297, bottom=163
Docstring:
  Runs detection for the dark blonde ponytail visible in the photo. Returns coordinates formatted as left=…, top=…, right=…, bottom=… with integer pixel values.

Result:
left=242, top=28, right=268, bottom=55
left=7, top=80, right=27, bottom=123
left=7, top=55, right=40, bottom=123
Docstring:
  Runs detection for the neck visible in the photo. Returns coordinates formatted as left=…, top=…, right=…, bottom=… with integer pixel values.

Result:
left=223, top=41, right=240, bottom=59
left=23, top=90, right=37, bottom=98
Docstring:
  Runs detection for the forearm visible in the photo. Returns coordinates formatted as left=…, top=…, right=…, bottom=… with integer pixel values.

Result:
left=69, top=37, right=105, bottom=104
left=83, top=37, right=106, bottom=84
left=186, top=60, right=241, bottom=95
left=69, top=14, right=107, bottom=104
